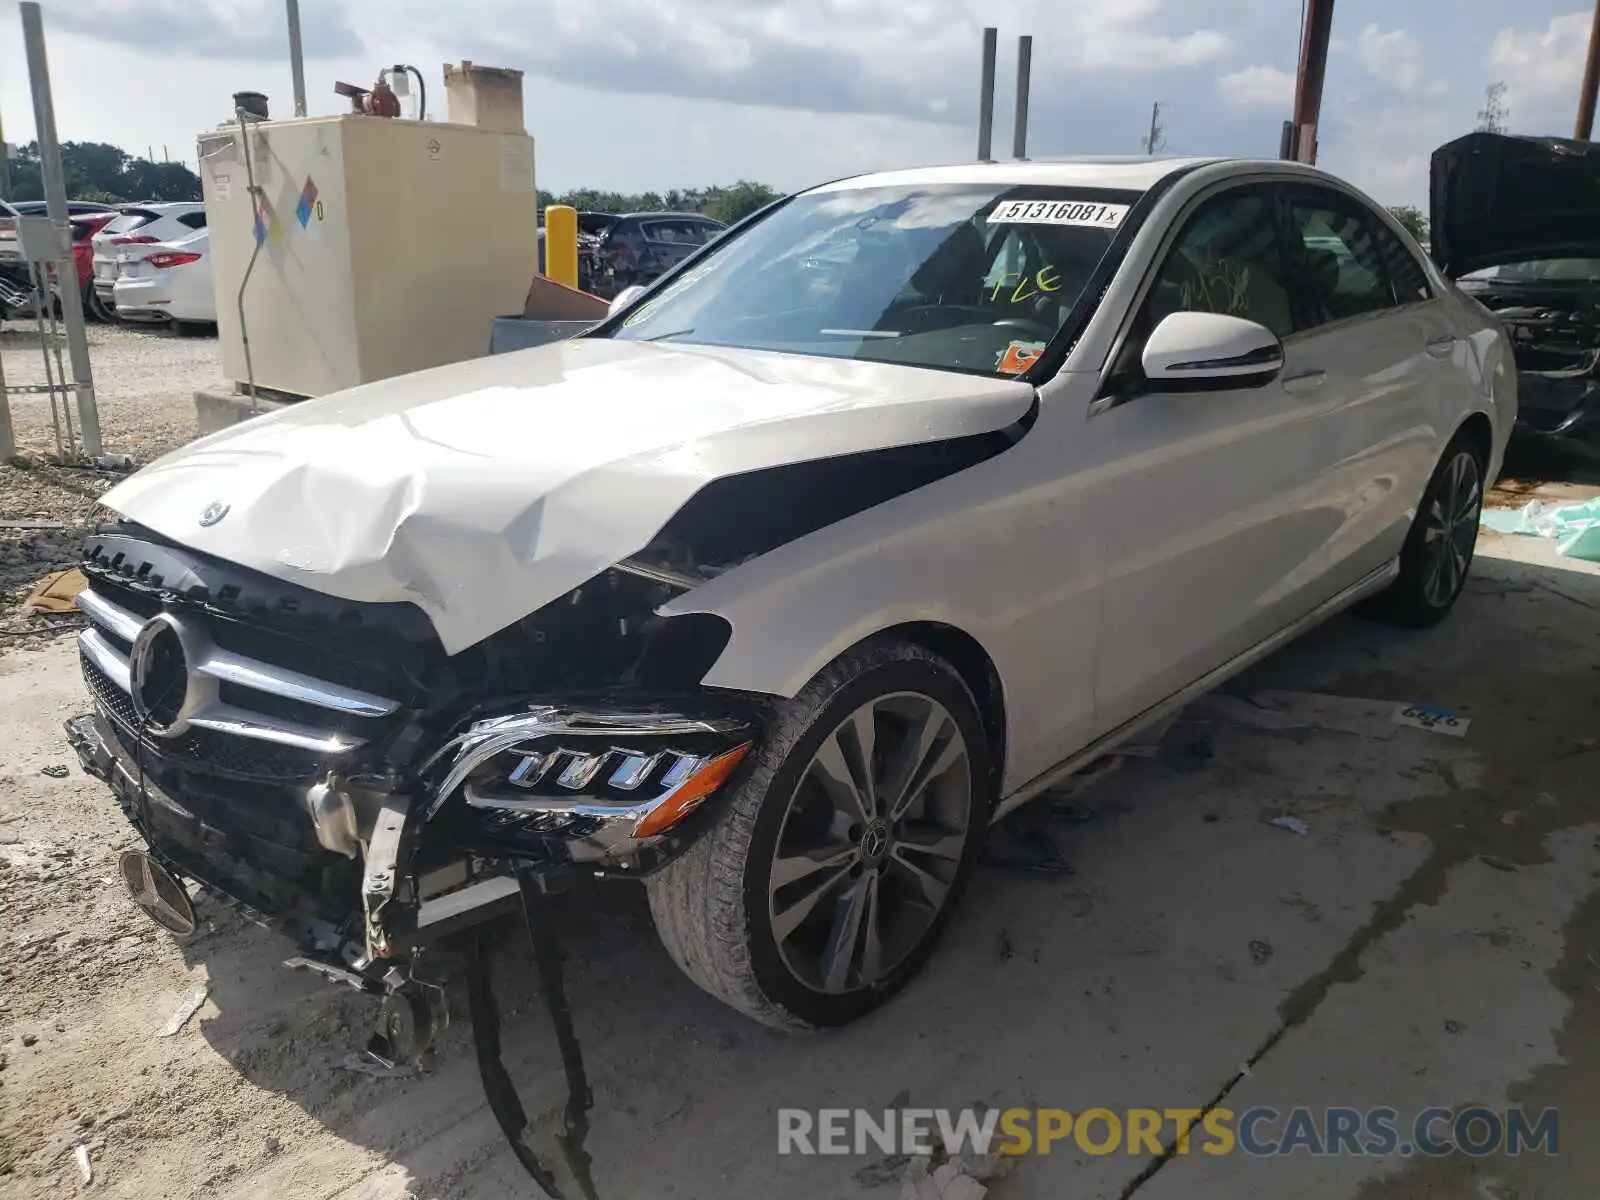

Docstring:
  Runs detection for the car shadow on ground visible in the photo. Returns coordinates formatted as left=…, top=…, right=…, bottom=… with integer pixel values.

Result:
left=168, top=545, right=1600, bottom=1200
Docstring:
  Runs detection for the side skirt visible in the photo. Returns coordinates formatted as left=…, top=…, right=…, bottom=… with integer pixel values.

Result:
left=992, top=559, right=1401, bottom=822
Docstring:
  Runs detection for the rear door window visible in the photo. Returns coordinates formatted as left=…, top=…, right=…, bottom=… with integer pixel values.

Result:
left=101, top=211, right=157, bottom=236
left=643, top=220, right=701, bottom=244
left=1286, top=189, right=1396, bottom=326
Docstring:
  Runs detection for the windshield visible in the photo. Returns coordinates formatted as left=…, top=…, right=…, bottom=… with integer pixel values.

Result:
left=1462, top=258, right=1600, bottom=283
left=607, top=183, right=1142, bottom=377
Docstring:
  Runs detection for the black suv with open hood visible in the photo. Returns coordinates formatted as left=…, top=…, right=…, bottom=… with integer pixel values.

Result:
left=1432, top=131, right=1600, bottom=449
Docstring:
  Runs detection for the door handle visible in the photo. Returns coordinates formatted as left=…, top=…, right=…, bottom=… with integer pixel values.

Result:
left=1282, top=369, right=1327, bottom=394
left=1425, top=334, right=1457, bottom=358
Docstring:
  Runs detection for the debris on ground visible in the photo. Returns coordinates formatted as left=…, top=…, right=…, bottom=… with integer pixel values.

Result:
left=331, top=1051, right=417, bottom=1080
left=73, top=1142, right=93, bottom=1185
left=1482, top=497, right=1600, bottom=561
left=898, top=1137, right=1016, bottom=1200
left=21, top=567, right=87, bottom=613
left=1268, top=815, right=1311, bottom=836
left=1249, top=939, right=1275, bottom=965
left=39, top=764, right=69, bottom=778
left=1391, top=703, right=1471, bottom=738
left=158, top=978, right=211, bottom=1037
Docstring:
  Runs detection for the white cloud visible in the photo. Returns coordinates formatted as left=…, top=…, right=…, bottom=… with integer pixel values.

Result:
left=1354, top=23, right=1440, bottom=99
left=1488, top=11, right=1590, bottom=128
left=1216, top=65, right=1293, bottom=111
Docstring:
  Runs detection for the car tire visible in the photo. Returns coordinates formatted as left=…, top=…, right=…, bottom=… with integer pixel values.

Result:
left=1364, top=432, right=1486, bottom=628
left=647, top=637, right=993, bottom=1030
left=85, top=284, right=111, bottom=322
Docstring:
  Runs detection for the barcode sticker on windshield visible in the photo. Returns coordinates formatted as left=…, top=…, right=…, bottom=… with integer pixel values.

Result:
left=989, top=200, right=1129, bottom=228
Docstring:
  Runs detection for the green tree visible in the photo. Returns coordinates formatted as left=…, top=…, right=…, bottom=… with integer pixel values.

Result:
left=700, top=181, right=781, bottom=225
left=3, top=140, right=200, bottom=204
left=1388, top=204, right=1428, bottom=244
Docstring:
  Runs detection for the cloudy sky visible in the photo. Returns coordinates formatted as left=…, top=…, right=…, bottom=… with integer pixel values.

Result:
left=0, top=0, right=1591, bottom=207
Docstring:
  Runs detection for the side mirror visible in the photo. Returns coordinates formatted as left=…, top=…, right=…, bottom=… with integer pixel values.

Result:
left=607, top=284, right=647, bottom=318
left=1140, top=311, right=1284, bottom=390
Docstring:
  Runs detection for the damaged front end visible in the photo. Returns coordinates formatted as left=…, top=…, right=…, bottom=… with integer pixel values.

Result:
left=1455, top=269, right=1600, bottom=446
left=1432, top=131, right=1600, bottom=449
left=64, top=520, right=763, bottom=1005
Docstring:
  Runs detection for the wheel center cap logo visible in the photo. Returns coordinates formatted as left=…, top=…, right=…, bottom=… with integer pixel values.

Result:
left=860, top=819, right=891, bottom=863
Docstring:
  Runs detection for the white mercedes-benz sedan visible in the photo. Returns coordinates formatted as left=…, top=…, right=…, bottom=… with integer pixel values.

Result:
left=68, top=156, right=1513, bottom=1040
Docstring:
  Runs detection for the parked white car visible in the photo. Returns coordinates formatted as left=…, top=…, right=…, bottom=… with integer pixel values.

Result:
left=112, top=228, right=215, bottom=325
left=91, top=202, right=205, bottom=319
left=67, top=156, right=1512, bottom=1039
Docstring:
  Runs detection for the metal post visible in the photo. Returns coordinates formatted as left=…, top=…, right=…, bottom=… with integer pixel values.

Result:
left=286, top=0, right=308, bottom=118
left=1288, top=0, right=1335, bottom=163
left=20, top=2, right=99, bottom=456
left=1012, top=35, right=1032, bottom=160
left=977, top=27, right=997, bottom=162
left=1577, top=0, right=1600, bottom=139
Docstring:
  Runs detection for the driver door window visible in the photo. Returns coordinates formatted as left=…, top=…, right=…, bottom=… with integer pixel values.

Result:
left=1143, top=188, right=1293, bottom=339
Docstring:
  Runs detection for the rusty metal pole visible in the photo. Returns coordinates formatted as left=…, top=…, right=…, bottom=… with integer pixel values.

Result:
left=1576, top=0, right=1600, bottom=139
left=1288, top=0, right=1336, bottom=163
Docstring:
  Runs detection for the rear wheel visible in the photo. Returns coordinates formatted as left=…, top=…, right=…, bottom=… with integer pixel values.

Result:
left=1366, top=433, right=1485, bottom=627
left=84, top=283, right=111, bottom=322
left=647, top=638, right=991, bottom=1029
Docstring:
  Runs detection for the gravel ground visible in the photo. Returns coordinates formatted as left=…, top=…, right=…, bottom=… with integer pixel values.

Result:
left=0, top=321, right=218, bottom=624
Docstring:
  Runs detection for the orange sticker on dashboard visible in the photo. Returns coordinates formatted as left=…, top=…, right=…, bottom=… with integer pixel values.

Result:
left=997, top=340, right=1047, bottom=374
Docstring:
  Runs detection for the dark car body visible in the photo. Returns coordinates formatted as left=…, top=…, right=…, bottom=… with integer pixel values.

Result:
left=583, top=212, right=726, bottom=298
left=1432, top=132, right=1600, bottom=449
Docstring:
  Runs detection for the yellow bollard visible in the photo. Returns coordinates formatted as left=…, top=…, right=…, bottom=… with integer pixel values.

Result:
left=544, top=204, right=579, bottom=290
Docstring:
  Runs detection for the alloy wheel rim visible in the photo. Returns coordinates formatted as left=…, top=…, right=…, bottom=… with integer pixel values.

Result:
left=1421, top=450, right=1481, bottom=608
left=767, top=692, right=972, bottom=995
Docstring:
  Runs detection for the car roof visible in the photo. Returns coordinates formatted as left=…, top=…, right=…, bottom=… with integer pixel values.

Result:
left=808, top=155, right=1226, bottom=194
left=620, top=211, right=723, bottom=220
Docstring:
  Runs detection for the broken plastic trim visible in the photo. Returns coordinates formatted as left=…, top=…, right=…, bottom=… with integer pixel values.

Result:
left=467, top=864, right=598, bottom=1199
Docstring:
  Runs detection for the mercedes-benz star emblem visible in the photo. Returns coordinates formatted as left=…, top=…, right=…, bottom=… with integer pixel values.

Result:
left=859, top=818, right=891, bottom=864
left=129, top=614, right=190, bottom=737
left=198, top=501, right=229, bottom=527
left=118, top=849, right=197, bottom=936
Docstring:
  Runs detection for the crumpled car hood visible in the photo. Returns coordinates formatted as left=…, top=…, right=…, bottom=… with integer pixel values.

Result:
left=103, top=337, right=1032, bottom=654
left=1431, top=131, right=1600, bottom=278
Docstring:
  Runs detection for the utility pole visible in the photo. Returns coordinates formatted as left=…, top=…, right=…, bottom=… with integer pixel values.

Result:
left=976, top=26, right=997, bottom=161
left=1287, top=0, right=1335, bottom=162
left=20, top=1, right=100, bottom=455
left=1577, top=0, right=1600, bottom=139
left=1477, top=82, right=1508, bottom=134
left=1142, top=102, right=1165, bottom=155
left=286, top=0, right=308, bottom=118
left=1012, top=35, right=1033, bottom=160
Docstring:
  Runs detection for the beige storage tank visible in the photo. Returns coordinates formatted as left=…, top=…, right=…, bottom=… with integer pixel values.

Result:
left=198, top=100, right=538, bottom=400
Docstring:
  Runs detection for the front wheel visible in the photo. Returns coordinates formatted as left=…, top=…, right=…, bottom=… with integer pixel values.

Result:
left=647, top=638, right=992, bottom=1030
left=1365, top=433, right=1485, bottom=627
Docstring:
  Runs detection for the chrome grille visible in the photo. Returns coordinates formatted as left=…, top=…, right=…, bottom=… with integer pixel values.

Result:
left=76, top=583, right=401, bottom=762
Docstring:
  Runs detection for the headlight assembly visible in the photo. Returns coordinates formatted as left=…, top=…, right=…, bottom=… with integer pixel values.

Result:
left=424, top=706, right=756, bottom=860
